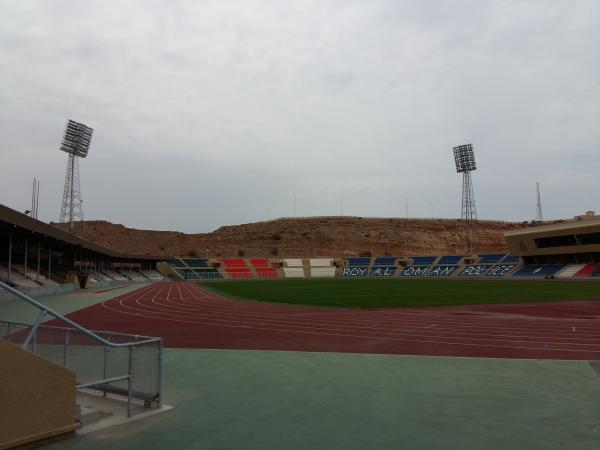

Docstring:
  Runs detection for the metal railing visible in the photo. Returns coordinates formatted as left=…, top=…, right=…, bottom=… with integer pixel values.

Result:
left=0, top=281, right=162, bottom=416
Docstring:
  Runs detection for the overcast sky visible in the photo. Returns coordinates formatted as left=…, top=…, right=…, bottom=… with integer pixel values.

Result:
left=1, top=0, right=599, bottom=233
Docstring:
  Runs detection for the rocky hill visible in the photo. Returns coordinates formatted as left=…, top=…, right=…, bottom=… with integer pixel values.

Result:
left=53, top=217, right=526, bottom=258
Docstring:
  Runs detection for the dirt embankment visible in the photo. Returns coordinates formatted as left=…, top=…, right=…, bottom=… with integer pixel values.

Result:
left=52, top=216, right=527, bottom=258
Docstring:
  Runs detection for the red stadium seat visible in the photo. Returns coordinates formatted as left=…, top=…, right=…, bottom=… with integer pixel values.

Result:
left=221, top=259, right=248, bottom=268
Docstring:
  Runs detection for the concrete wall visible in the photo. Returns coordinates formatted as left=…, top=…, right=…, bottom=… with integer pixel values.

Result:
left=0, top=338, right=77, bottom=449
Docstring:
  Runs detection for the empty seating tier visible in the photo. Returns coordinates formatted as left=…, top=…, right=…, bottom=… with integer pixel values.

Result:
left=255, top=268, right=278, bottom=278
left=459, top=265, right=493, bottom=277
left=372, top=257, right=397, bottom=266
left=310, top=259, right=333, bottom=267
left=250, top=259, right=270, bottom=268
left=283, top=267, right=305, bottom=278
left=346, top=258, right=371, bottom=267
left=283, top=259, right=303, bottom=267
left=311, top=267, right=336, bottom=277
left=478, top=254, right=506, bottom=264
left=512, top=265, right=564, bottom=278
left=574, top=264, right=600, bottom=277
left=221, top=259, right=247, bottom=268
left=487, top=265, right=516, bottom=277
left=342, top=267, right=369, bottom=277
left=410, top=256, right=437, bottom=266
left=400, top=266, right=430, bottom=277
left=427, top=266, right=458, bottom=277
left=369, top=266, right=396, bottom=277
left=437, top=255, right=463, bottom=265
left=501, top=255, right=520, bottom=264
left=183, top=259, right=209, bottom=267
left=556, top=264, right=586, bottom=278
left=225, top=268, right=252, bottom=279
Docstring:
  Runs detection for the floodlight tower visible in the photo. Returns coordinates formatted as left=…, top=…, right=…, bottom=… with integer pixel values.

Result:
left=453, top=144, right=478, bottom=254
left=59, top=119, right=94, bottom=232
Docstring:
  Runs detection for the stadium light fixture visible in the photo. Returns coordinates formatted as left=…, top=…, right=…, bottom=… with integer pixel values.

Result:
left=453, top=144, right=476, bottom=173
left=59, top=119, right=94, bottom=232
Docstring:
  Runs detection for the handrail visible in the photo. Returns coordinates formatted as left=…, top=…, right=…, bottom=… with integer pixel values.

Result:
left=0, top=281, right=161, bottom=348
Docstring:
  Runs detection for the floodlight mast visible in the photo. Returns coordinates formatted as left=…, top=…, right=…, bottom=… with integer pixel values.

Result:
left=453, top=144, right=477, bottom=254
left=59, top=119, right=93, bottom=232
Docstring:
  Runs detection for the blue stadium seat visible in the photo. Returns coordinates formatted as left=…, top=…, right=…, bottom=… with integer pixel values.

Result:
left=459, top=265, right=492, bottom=277
left=341, top=267, right=369, bottom=277
left=487, top=265, right=516, bottom=277
left=427, top=266, right=457, bottom=277
left=511, top=265, right=564, bottom=278
left=372, top=257, right=397, bottom=266
left=369, top=266, right=396, bottom=277
left=183, top=259, right=209, bottom=268
left=477, top=254, right=506, bottom=264
left=501, top=255, right=520, bottom=264
left=437, top=255, right=463, bottom=265
left=346, top=258, right=372, bottom=267
left=410, top=256, right=436, bottom=266
left=400, top=266, right=430, bottom=277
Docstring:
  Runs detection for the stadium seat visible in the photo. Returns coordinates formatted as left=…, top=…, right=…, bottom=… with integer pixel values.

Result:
left=427, top=266, right=457, bottom=277
left=477, top=254, right=506, bottom=264
left=283, top=267, right=305, bottom=278
left=221, top=259, right=248, bottom=268
left=342, top=267, right=369, bottom=277
left=511, top=265, right=565, bottom=278
left=459, top=265, right=493, bottom=277
left=501, top=255, right=520, bottom=264
left=310, top=258, right=333, bottom=267
left=556, top=264, right=586, bottom=278
left=437, top=256, right=463, bottom=265
left=573, top=264, right=600, bottom=278
left=487, top=265, right=516, bottom=277
left=225, top=268, right=252, bottom=279
left=372, top=257, right=397, bottom=266
left=410, top=256, right=437, bottom=266
left=255, top=268, right=278, bottom=278
left=183, top=259, right=209, bottom=268
left=249, top=259, right=270, bottom=268
left=346, top=258, right=372, bottom=267
left=369, top=266, right=396, bottom=277
left=311, top=267, right=336, bottom=277
left=400, top=266, right=430, bottom=277
left=283, top=259, right=303, bottom=267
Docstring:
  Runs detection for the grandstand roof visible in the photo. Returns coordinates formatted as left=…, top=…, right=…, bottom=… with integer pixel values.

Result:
left=0, top=203, right=165, bottom=261
left=504, top=217, right=600, bottom=236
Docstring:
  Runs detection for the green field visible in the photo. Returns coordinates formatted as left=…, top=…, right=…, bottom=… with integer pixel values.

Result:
left=203, top=278, right=600, bottom=308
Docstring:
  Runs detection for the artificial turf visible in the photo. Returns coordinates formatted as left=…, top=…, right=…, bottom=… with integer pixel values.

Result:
left=203, top=278, right=600, bottom=308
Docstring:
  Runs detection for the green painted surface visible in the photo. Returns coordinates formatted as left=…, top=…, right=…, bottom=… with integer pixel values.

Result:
left=0, top=283, right=147, bottom=324
left=46, top=350, right=600, bottom=450
left=203, top=278, right=600, bottom=308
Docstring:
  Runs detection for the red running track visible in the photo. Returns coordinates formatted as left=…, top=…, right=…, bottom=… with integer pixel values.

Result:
left=62, top=282, right=600, bottom=360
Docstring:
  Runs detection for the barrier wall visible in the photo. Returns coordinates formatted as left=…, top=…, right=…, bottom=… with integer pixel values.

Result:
left=0, top=338, right=77, bottom=449
left=283, top=268, right=305, bottom=278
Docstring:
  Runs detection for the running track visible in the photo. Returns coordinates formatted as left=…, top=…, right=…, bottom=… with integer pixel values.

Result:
left=62, top=282, right=600, bottom=360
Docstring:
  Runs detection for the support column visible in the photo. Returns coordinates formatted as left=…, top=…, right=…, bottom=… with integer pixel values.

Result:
left=24, top=236, right=28, bottom=278
left=48, top=242, right=52, bottom=280
left=7, top=230, right=12, bottom=282
left=36, top=239, right=41, bottom=281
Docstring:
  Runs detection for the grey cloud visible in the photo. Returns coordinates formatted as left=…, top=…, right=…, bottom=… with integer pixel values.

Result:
left=1, top=0, right=599, bottom=232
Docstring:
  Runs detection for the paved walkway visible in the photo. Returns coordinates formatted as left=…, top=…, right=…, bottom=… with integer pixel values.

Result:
left=48, top=350, right=600, bottom=450
left=0, top=283, right=147, bottom=324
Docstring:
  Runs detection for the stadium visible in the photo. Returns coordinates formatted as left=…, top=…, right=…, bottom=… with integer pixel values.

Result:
left=2, top=2, right=600, bottom=450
